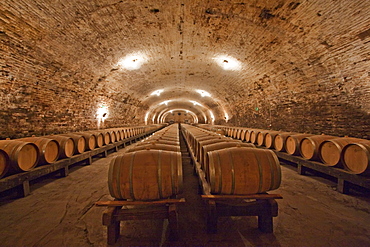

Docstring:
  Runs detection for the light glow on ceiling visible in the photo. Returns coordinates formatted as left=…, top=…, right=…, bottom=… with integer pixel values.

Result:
left=224, top=111, right=229, bottom=122
left=190, top=100, right=202, bottom=106
left=209, top=110, right=215, bottom=124
left=150, top=89, right=164, bottom=96
left=159, top=100, right=172, bottom=106
left=117, top=52, right=148, bottom=70
left=213, top=55, right=242, bottom=71
left=196, top=89, right=211, bottom=97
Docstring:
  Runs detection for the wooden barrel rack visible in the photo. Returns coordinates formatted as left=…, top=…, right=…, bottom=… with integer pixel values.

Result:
left=95, top=198, right=185, bottom=245
left=0, top=128, right=161, bottom=197
left=274, top=151, right=370, bottom=194
left=196, top=124, right=370, bottom=194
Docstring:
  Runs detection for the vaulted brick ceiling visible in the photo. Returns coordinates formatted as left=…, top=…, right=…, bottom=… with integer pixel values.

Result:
left=1, top=0, right=370, bottom=138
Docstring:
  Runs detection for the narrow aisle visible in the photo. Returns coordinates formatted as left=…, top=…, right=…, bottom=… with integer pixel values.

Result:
left=174, top=131, right=208, bottom=243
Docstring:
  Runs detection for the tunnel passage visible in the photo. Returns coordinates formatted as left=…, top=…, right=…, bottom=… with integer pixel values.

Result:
left=0, top=1, right=370, bottom=139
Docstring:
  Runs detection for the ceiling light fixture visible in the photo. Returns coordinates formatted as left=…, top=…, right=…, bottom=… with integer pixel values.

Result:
left=117, top=52, right=148, bottom=70
left=195, top=89, right=211, bottom=97
left=150, top=89, right=164, bottom=96
left=213, top=55, right=241, bottom=70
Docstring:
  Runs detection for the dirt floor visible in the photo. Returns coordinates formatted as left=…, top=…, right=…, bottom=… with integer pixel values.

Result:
left=0, top=136, right=370, bottom=247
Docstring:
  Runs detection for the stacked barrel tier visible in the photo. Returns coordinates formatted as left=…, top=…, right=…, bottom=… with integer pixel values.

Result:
left=109, top=124, right=183, bottom=201
left=128, top=124, right=180, bottom=153
left=45, top=135, right=78, bottom=159
left=0, top=124, right=166, bottom=178
left=181, top=124, right=283, bottom=195
left=18, top=137, right=60, bottom=165
left=195, top=124, right=370, bottom=176
left=0, top=140, right=39, bottom=175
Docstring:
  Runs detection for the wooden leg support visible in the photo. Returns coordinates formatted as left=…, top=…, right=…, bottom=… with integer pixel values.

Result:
left=98, top=199, right=185, bottom=245
left=337, top=178, right=350, bottom=194
left=297, top=163, right=306, bottom=175
left=168, top=204, right=179, bottom=241
left=206, top=200, right=218, bottom=233
left=257, top=199, right=278, bottom=233
left=103, top=206, right=121, bottom=245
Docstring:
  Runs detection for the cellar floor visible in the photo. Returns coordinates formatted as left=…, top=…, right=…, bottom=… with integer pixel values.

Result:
left=0, top=141, right=370, bottom=247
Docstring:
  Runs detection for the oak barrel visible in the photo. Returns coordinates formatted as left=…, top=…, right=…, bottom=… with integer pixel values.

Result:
left=108, top=150, right=183, bottom=200
left=20, top=137, right=60, bottom=165
left=0, top=140, right=39, bottom=172
left=73, top=132, right=96, bottom=150
left=0, top=149, right=10, bottom=178
left=319, top=137, right=363, bottom=167
left=285, top=134, right=314, bottom=155
left=59, top=134, right=86, bottom=154
left=274, top=132, right=297, bottom=152
left=46, top=135, right=76, bottom=158
left=84, top=131, right=104, bottom=147
left=264, top=131, right=282, bottom=149
left=197, top=138, right=235, bottom=162
left=202, top=142, right=256, bottom=175
left=207, top=147, right=281, bottom=195
left=128, top=143, right=180, bottom=153
left=299, top=135, right=336, bottom=160
left=341, top=141, right=370, bottom=175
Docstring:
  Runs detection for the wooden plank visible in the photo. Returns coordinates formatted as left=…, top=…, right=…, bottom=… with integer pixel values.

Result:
left=95, top=198, right=186, bottom=206
left=202, top=194, right=283, bottom=200
left=275, top=151, right=370, bottom=190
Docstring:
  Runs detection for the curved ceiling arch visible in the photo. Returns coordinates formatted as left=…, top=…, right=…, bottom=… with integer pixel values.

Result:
left=160, top=109, right=199, bottom=124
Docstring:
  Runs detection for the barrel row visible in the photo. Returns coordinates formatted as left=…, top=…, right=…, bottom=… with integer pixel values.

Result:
left=197, top=124, right=370, bottom=176
left=108, top=124, right=183, bottom=201
left=0, top=124, right=166, bottom=178
left=181, top=124, right=281, bottom=195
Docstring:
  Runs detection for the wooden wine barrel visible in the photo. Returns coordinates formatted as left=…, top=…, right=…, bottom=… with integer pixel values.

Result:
left=19, top=137, right=60, bottom=165
left=145, top=139, right=180, bottom=146
left=256, top=131, right=270, bottom=147
left=84, top=131, right=104, bottom=147
left=274, top=132, right=297, bottom=152
left=108, top=150, right=183, bottom=200
left=232, top=128, right=240, bottom=139
left=197, top=138, right=235, bottom=162
left=227, top=128, right=234, bottom=137
left=215, top=128, right=226, bottom=136
left=245, top=129, right=255, bottom=143
left=207, top=147, right=281, bottom=195
left=341, top=141, right=370, bottom=175
left=0, top=140, right=39, bottom=172
left=264, top=131, right=282, bottom=149
left=59, top=134, right=86, bottom=154
left=251, top=129, right=265, bottom=144
left=202, top=142, right=256, bottom=174
left=195, top=136, right=223, bottom=158
left=285, top=134, right=314, bottom=155
left=46, top=135, right=76, bottom=158
left=299, top=135, right=336, bottom=160
left=0, top=149, right=10, bottom=178
left=239, top=128, right=248, bottom=141
left=319, top=137, right=364, bottom=167
left=128, top=143, right=180, bottom=153
left=99, top=130, right=112, bottom=144
left=71, top=132, right=96, bottom=151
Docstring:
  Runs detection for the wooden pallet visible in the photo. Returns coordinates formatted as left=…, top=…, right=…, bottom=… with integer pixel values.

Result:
left=180, top=128, right=283, bottom=233
left=0, top=131, right=153, bottom=197
left=275, top=151, right=370, bottom=194
left=95, top=198, right=185, bottom=245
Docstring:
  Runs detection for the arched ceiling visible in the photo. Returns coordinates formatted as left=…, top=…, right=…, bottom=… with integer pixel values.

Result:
left=1, top=0, right=370, bottom=128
